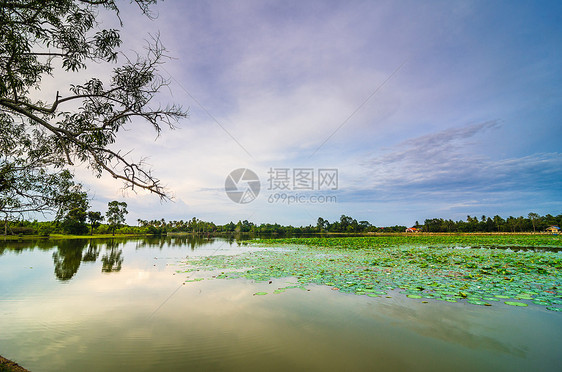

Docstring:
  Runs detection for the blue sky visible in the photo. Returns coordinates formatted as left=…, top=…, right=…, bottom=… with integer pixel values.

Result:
left=72, top=0, right=562, bottom=226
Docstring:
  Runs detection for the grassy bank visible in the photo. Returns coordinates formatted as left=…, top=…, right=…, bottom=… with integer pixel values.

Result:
left=0, top=233, right=145, bottom=241
left=1, top=232, right=560, bottom=245
left=259, top=234, right=562, bottom=249
left=0, top=356, right=29, bottom=372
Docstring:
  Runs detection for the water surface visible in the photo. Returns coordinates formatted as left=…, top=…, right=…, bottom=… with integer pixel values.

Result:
left=0, top=237, right=560, bottom=371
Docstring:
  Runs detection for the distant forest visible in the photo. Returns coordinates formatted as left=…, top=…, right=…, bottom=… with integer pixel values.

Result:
left=3, top=213, right=561, bottom=236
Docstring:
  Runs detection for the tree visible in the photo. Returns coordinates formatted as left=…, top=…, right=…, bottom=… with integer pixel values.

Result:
left=340, top=215, right=353, bottom=231
left=493, top=215, right=505, bottom=232
left=57, top=182, right=90, bottom=234
left=358, top=220, right=372, bottom=232
left=528, top=212, right=539, bottom=233
left=0, top=124, right=81, bottom=224
left=317, top=217, right=327, bottom=231
left=62, top=207, right=88, bottom=234
left=0, top=0, right=187, bottom=202
left=87, top=211, right=104, bottom=235
left=106, top=200, right=127, bottom=235
left=0, top=162, right=80, bottom=233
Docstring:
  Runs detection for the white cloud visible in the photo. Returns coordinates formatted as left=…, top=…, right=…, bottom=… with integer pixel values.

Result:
left=27, top=1, right=562, bottom=225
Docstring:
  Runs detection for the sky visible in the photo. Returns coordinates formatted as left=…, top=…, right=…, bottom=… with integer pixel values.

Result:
left=65, top=0, right=562, bottom=226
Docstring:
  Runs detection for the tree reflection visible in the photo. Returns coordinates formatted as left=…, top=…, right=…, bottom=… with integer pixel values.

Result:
left=101, top=239, right=123, bottom=272
left=52, top=240, right=88, bottom=281
left=134, top=235, right=217, bottom=250
left=82, top=240, right=100, bottom=262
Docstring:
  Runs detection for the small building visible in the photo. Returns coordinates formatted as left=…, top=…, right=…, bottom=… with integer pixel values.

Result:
left=546, top=226, right=560, bottom=233
left=405, top=227, right=419, bottom=233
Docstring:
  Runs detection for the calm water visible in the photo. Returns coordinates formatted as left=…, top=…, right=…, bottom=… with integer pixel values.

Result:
left=0, top=237, right=561, bottom=372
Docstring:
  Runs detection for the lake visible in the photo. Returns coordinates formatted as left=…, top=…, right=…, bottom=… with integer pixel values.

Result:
left=1, top=236, right=561, bottom=371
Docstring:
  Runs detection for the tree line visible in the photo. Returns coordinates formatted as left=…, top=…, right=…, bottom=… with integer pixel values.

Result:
left=3, top=198, right=128, bottom=237
left=135, top=215, right=397, bottom=235
left=3, top=212, right=560, bottom=237
left=418, top=213, right=561, bottom=233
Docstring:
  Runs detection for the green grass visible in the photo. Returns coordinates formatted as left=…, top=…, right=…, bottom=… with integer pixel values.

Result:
left=257, top=234, right=562, bottom=249
left=0, top=233, right=144, bottom=241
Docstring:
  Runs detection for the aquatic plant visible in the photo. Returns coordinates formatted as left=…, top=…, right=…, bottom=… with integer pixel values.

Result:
left=179, top=237, right=562, bottom=311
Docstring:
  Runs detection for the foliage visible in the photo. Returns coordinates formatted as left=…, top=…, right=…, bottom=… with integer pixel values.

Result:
left=61, top=207, right=88, bottom=234
left=2, top=211, right=561, bottom=237
left=0, top=158, right=79, bottom=217
left=87, top=211, right=104, bottom=235
left=133, top=212, right=562, bottom=235
left=420, top=213, right=562, bottom=233
left=38, top=222, right=54, bottom=236
left=56, top=182, right=90, bottom=234
left=106, top=200, right=127, bottom=235
left=0, top=0, right=187, bottom=201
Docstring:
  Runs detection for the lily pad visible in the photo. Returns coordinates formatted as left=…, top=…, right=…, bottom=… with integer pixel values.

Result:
left=180, top=237, right=562, bottom=312
left=504, top=301, right=528, bottom=307
left=532, top=300, right=550, bottom=306
left=467, top=299, right=488, bottom=306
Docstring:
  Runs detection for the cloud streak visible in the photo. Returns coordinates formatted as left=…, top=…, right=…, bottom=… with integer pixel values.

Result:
left=357, top=121, right=562, bottom=201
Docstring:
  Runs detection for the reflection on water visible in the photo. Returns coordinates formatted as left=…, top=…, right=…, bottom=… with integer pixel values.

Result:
left=367, top=298, right=528, bottom=357
left=82, top=242, right=100, bottom=262
left=52, top=240, right=88, bottom=281
left=133, top=234, right=254, bottom=251
left=0, top=236, right=561, bottom=372
left=101, top=240, right=123, bottom=273
left=0, top=235, right=254, bottom=281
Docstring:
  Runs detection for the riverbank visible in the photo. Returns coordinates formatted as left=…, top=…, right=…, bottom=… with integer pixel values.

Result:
left=0, top=355, right=29, bottom=372
left=1, top=231, right=558, bottom=242
left=0, top=233, right=145, bottom=241
left=258, top=234, right=562, bottom=249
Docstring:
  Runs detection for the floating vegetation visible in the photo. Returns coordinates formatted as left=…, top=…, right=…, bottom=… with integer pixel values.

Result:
left=179, top=237, right=562, bottom=311
left=257, top=235, right=562, bottom=250
left=184, top=278, right=205, bottom=282
left=504, top=301, right=528, bottom=307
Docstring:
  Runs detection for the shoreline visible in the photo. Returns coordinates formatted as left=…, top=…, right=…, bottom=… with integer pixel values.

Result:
left=0, top=355, right=30, bottom=372
left=0, top=231, right=557, bottom=242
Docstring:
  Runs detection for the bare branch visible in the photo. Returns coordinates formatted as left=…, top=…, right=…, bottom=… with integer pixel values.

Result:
left=1, top=0, right=185, bottom=214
